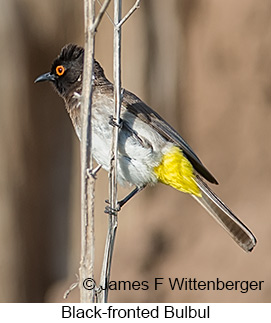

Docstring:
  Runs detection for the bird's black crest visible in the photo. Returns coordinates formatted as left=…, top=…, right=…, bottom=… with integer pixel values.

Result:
left=60, top=44, right=84, bottom=62
left=51, top=44, right=107, bottom=82
left=51, top=44, right=84, bottom=71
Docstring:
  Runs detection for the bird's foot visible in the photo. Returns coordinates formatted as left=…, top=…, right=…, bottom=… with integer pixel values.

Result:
left=109, top=115, right=123, bottom=129
left=104, top=200, right=121, bottom=215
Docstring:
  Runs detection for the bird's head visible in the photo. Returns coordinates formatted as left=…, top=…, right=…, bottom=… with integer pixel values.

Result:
left=35, top=44, right=107, bottom=98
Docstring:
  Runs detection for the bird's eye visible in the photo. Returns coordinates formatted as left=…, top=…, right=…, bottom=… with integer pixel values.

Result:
left=56, top=65, right=65, bottom=76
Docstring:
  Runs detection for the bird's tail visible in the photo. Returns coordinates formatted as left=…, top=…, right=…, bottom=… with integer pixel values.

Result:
left=192, top=175, right=256, bottom=252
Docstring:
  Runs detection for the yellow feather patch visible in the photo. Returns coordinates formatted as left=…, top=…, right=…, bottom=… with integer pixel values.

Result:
left=154, top=146, right=201, bottom=197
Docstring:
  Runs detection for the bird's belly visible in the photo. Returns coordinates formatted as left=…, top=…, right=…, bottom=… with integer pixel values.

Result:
left=91, top=114, right=167, bottom=187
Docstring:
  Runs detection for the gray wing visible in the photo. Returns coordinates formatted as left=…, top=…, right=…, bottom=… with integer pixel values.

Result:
left=122, top=89, right=218, bottom=184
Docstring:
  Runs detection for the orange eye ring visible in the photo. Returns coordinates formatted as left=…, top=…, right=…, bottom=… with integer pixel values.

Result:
left=56, top=65, right=65, bottom=76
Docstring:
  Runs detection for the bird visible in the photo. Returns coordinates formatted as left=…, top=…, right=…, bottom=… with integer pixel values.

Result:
left=35, top=44, right=256, bottom=252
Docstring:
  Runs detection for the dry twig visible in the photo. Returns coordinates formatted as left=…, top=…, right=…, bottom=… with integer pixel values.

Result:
left=91, top=0, right=112, bottom=33
left=97, top=0, right=122, bottom=303
left=79, top=0, right=96, bottom=303
left=80, top=0, right=141, bottom=303
left=117, top=0, right=141, bottom=28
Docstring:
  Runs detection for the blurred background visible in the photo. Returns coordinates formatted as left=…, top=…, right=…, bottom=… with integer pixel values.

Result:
left=0, top=0, right=270, bottom=302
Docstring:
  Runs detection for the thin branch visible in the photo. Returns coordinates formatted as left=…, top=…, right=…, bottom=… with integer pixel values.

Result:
left=79, top=0, right=96, bottom=303
left=63, top=275, right=79, bottom=299
left=97, top=0, right=122, bottom=303
left=116, top=0, right=141, bottom=28
left=91, top=0, right=112, bottom=33
left=97, top=0, right=114, bottom=25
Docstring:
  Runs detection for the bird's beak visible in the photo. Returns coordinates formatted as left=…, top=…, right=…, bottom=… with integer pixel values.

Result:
left=34, top=72, right=55, bottom=83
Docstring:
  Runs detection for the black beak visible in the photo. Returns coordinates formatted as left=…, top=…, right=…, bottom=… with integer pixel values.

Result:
left=34, top=72, right=55, bottom=83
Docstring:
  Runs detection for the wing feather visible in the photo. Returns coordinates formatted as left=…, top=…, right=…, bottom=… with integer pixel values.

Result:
left=123, top=90, right=218, bottom=184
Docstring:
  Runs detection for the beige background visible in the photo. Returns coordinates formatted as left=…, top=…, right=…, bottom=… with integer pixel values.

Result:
left=0, top=0, right=270, bottom=302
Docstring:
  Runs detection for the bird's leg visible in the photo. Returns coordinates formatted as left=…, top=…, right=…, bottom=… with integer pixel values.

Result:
left=118, top=185, right=147, bottom=208
left=104, top=185, right=146, bottom=214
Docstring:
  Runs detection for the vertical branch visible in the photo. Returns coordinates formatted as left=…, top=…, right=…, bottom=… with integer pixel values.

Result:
left=79, top=0, right=96, bottom=303
left=111, top=0, right=122, bottom=211
left=97, top=0, right=122, bottom=303
left=96, top=0, right=141, bottom=303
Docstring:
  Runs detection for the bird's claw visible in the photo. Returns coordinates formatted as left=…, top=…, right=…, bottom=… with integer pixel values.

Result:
left=104, top=205, right=121, bottom=215
left=109, top=115, right=123, bottom=129
left=104, top=199, right=121, bottom=215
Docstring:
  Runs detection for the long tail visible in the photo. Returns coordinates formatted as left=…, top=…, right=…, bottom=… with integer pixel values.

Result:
left=192, top=175, right=256, bottom=252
